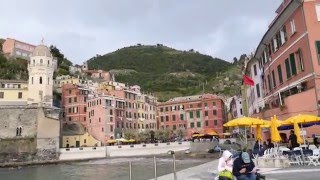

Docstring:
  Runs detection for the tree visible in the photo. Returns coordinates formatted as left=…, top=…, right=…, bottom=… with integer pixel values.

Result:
left=176, top=128, right=186, bottom=140
left=123, top=129, right=136, bottom=140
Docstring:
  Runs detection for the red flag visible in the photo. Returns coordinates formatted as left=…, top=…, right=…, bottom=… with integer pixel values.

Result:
left=243, top=75, right=254, bottom=86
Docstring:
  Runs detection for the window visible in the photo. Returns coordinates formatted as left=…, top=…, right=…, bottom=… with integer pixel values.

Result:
left=214, top=120, right=218, bottom=126
left=213, top=102, right=216, bottom=106
left=253, top=64, right=257, bottom=76
left=74, top=97, right=77, bottom=103
left=99, top=118, right=101, bottom=122
left=31, top=77, right=34, bottom=84
left=172, top=115, right=176, bottom=121
left=39, top=77, right=42, bottom=84
left=68, top=98, right=72, bottom=103
left=213, top=110, right=217, bottom=115
left=0, top=92, right=4, bottom=98
left=190, top=104, right=193, bottom=108
left=197, top=122, right=201, bottom=128
left=165, top=107, right=169, bottom=111
left=190, top=122, right=194, bottom=128
left=47, top=77, right=50, bottom=85
left=256, top=84, right=261, bottom=98
left=280, top=26, right=287, bottom=45
left=40, top=59, right=43, bottom=64
left=110, top=109, right=113, bottom=115
left=205, top=111, right=208, bottom=116
left=204, top=102, right=207, bottom=107
left=277, top=65, right=283, bottom=84
left=69, top=117, right=72, bottom=121
left=173, top=125, right=176, bottom=130
left=110, top=125, right=113, bottom=132
left=84, top=117, right=86, bottom=122
left=272, top=70, right=276, bottom=88
left=68, top=108, right=71, bottom=113
left=196, top=111, right=200, bottom=118
left=18, top=92, right=22, bottom=99
left=316, top=41, right=320, bottom=64
left=290, top=19, right=296, bottom=34
left=166, top=116, right=169, bottom=121
left=267, top=75, right=272, bottom=92
left=316, top=4, right=320, bottom=21
left=296, top=49, right=304, bottom=72
left=160, top=108, right=163, bottom=112
left=102, top=127, right=104, bottom=132
left=180, top=114, right=184, bottom=120
left=69, top=90, right=72, bottom=94
left=190, top=112, right=194, bottom=119
left=285, top=59, right=291, bottom=79
left=48, top=60, right=50, bottom=65
left=240, top=109, right=243, bottom=115
left=289, top=53, right=297, bottom=76
left=110, top=117, right=113, bottom=122
left=205, top=121, right=208, bottom=126
left=161, top=116, right=164, bottom=122
left=197, top=103, right=201, bottom=108
left=84, top=139, right=86, bottom=143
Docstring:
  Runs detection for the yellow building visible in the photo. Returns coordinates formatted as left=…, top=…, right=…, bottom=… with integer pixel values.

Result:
left=62, top=132, right=101, bottom=148
left=55, top=75, right=88, bottom=88
left=0, top=80, right=28, bottom=105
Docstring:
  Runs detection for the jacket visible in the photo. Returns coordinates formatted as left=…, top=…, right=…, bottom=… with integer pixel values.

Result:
left=218, top=150, right=233, bottom=173
left=232, top=152, right=255, bottom=177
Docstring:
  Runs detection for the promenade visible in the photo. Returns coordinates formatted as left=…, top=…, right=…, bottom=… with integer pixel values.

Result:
left=153, top=158, right=320, bottom=180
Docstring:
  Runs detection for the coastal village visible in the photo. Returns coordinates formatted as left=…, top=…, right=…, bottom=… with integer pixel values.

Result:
left=1, top=0, right=320, bottom=179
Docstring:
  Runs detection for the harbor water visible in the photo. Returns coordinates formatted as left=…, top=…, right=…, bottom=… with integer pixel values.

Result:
left=0, top=157, right=210, bottom=180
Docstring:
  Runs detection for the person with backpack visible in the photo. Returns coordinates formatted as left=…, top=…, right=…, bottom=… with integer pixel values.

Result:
left=217, top=150, right=234, bottom=180
left=232, top=152, right=257, bottom=180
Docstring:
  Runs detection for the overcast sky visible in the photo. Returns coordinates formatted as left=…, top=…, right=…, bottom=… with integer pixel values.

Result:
left=0, top=0, right=282, bottom=64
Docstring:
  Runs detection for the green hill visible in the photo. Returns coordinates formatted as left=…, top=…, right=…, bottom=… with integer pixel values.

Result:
left=88, top=45, right=242, bottom=101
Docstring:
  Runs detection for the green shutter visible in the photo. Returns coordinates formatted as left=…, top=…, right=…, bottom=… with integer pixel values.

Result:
left=180, top=114, right=184, bottom=120
left=290, top=53, right=297, bottom=75
left=196, top=111, right=200, bottom=118
left=285, top=59, right=291, bottom=79
left=190, top=112, right=193, bottom=119
left=316, top=41, right=320, bottom=64
left=277, top=65, right=283, bottom=84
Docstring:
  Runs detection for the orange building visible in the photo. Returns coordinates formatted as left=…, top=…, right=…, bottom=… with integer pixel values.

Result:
left=157, top=94, right=225, bottom=138
left=2, top=38, right=35, bottom=60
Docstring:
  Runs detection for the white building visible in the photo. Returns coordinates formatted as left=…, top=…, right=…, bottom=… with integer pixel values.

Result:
left=230, top=95, right=243, bottom=119
left=27, top=44, right=54, bottom=107
left=245, top=57, right=265, bottom=116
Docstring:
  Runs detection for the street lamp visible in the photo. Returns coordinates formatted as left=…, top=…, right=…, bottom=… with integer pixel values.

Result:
left=167, top=150, right=177, bottom=180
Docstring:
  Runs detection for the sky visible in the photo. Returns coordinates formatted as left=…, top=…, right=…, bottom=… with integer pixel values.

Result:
left=0, top=0, right=282, bottom=65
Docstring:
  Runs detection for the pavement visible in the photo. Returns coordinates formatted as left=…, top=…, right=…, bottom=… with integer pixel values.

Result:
left=151, top=159, right=320, bottom=180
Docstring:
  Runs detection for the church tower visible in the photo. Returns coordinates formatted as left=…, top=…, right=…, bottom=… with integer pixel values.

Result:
left=27, top=43, right=54, bottom=107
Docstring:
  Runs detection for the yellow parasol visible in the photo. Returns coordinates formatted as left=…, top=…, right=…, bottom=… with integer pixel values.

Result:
left=270, top=115, right=282, bottom=143
left=282, top=114, right=320, bottom=124
left=204, top=129, right=218, bottom=136
left=255, top=125, right=262, bottom=141
left=224, top=117, right=266, bottom=127
left=293, top=120, right=304, bottom=144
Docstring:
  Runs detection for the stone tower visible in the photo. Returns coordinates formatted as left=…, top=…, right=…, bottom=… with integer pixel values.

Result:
left=27, top=43, right=54, bottom=107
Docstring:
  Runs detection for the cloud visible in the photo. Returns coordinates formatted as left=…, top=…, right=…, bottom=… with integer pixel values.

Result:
left=0, top=0, right=282, bottom=64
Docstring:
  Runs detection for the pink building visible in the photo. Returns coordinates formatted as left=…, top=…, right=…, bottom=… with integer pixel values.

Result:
left=253, top=0, right=320, bottom=137
left=87, top=95, right=124, bottom=145
left=2, top=38, right=35, bottom=60
left=157, top=94, right=225, bottom=138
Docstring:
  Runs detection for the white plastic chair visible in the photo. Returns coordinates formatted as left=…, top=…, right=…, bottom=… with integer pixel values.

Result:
left=309, top=145, right=317, bottom=150
left=308, top=149, right=320, bottom=166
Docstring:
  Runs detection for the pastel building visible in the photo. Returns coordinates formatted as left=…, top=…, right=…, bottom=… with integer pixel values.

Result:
left=87, top=94, right=124, bottom=144
left=0, top=80, right=28, bottom=106
left=61, top=84, right=89, bottom=128
left=245, top=56, right=265, bottom=116
left=2, top=38, right=35, bottom=60
left=254, top=0, right=320, bottom=119
left=229, top=95, right=244, bottom=119
left=157, top=94, right=225, bottom=137
left=252, top=0, right=320, bottom=137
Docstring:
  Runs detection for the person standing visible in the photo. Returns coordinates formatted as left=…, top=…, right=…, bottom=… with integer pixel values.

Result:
left=232, top=152, right=257, bottom=180
left=288, top=130, right=299, bottom=150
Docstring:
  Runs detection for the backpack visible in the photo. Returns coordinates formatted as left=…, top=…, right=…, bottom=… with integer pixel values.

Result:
left=218, top=170, right=234, bottom=180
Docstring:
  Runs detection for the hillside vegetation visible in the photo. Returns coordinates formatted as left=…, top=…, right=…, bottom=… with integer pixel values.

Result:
left=87, top=44, right=242, bottom=101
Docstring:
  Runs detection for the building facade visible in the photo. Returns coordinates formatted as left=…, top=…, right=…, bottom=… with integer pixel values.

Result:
left=253, top=0, right=320, bottom=121
left=245, top=57, right=265, bottom=116
left=229, top=95, right=244, bottom=119
left=157, top=94, right=225, bottom=138
left=61, top=84, right=89, bottom=128
left=2, top=38, right=35, bottom=60
left=0, top=80, right=28, bottom=106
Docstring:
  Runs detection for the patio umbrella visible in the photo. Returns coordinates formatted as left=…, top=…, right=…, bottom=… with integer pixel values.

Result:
left=283, top=114, right=320, bottom=124
left=270, top=115, right=281, bottom=143
left=204, top=129, right=218, bottom=136
left=293, top=120, right=303, bottom=144
left=255, top=125, right=262, bottom=141
left=224, top=117, right=266, bottom=144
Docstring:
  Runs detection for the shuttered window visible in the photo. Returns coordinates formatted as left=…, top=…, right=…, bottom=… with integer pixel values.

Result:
left=277, top=65, right=283, bottom=84
left=285, top=59, right=291, bottom=79
left=289, top=53, right=297, bottom=76
left=316, top=41, right=320, bottom=64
